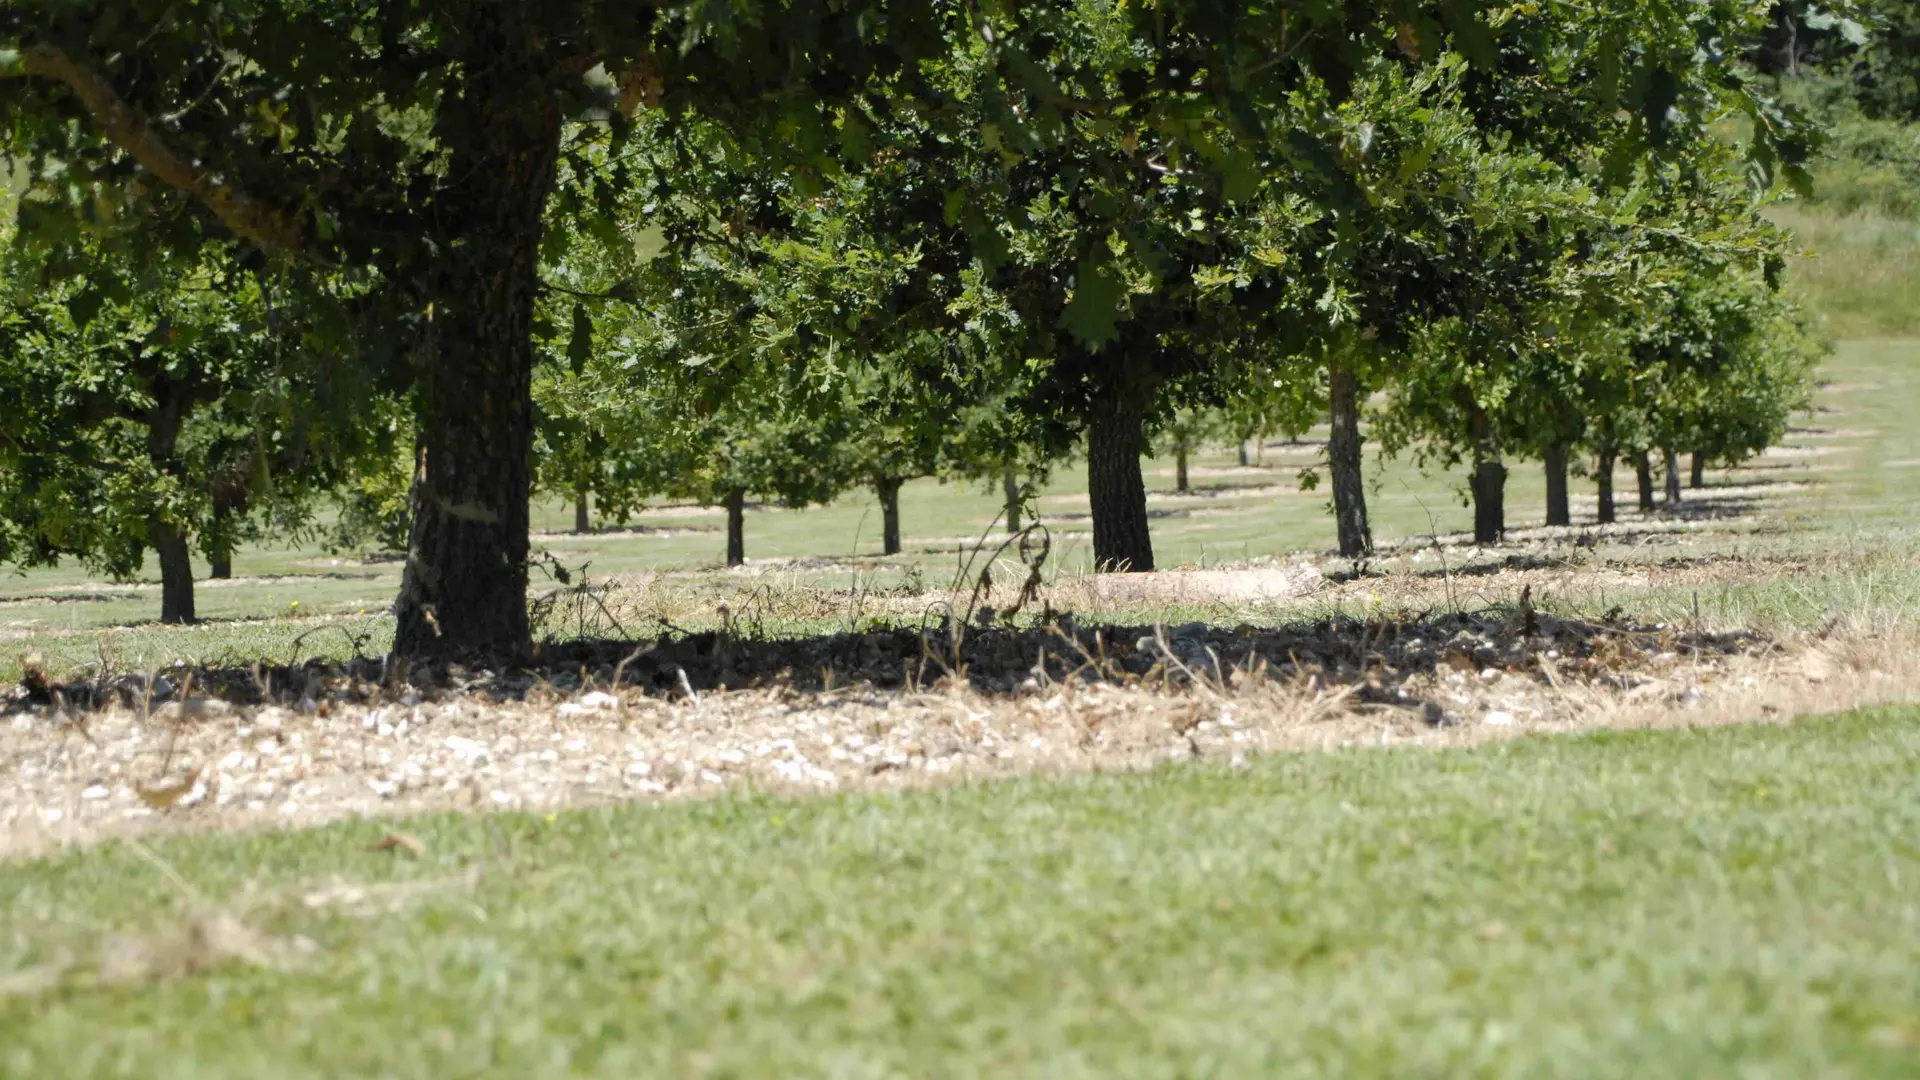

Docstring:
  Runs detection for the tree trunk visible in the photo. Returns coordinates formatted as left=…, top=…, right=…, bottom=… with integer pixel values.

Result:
left=1635, top=451, right=1656, bottom=512
left=1544, top=441, right=1572, bottom=528
left=1596, top=446, right=1618, bottom=525
left=1663, top=447, right=1683, bottom=503
left=1237, top=441, right=1249, bottom=468
left=208, top=488, right=236, bottom=580
left=1086, top=381, right=1154, bottom=573
left=877, top=477, right=903, bottom=556
left=143, top=374, right=197, bottom=623
left=1691, top=451, right=1707, bottom=489
left=1327, top=355, right=1372, bottom=558
left=1002, top=467, right=1022, bottom=534
left=573, top=488, right=591, bottom=534
left=391, top=38, right=563, bottom=663
left=725, top=487, right=746, bottom=567
left=152, top=517, right=196, bottom=625
left=1468, top=403, right=1506, bottom=544
left=1175, top=443, right=1190, bottom=493
left=1470, top=460, right=1508, bottom=545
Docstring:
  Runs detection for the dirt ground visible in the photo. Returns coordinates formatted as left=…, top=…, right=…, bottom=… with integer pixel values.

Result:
left=6, top=604, right=1915, bottom=860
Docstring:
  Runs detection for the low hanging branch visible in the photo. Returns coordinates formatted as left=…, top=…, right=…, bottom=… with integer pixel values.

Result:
left=7, top=43, right=310, bottom=256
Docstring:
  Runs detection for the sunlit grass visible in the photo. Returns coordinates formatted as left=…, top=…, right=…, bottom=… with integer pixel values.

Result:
left=3, top=707, right=1916, bottom=1078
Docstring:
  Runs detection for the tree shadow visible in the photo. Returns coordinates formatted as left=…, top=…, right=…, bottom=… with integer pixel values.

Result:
left=18, top=607, right=1769, bottom=724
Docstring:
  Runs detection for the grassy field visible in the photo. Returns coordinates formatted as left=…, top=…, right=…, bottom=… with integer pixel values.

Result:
left=4, top=707, right=1916, bottom=1078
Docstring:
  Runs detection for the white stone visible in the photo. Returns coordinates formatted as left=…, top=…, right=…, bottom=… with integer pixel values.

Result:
left=444, top=735, right=488, bottom=762
left=1483, top=711, right=1517, bottom=727
left=82, top=784, right=110, bottom=800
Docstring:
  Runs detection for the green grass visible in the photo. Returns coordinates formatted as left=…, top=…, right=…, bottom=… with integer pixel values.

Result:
left=1771, top=203, right=1920, bottom=339
left=4, top=708, right=1917, bottom=1077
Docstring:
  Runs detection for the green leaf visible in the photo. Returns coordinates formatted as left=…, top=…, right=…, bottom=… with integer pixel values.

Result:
left=66, top=290, right=105, bottom=331
left=1059, top=253, right=1125, bottom=349
left=567, top=303, right=593, bottom=376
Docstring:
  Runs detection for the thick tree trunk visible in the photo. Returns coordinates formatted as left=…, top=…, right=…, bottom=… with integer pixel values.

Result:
left=725, top=488, right=746, bottom=567
left=573, top=488, right=591, bottom=534
left=1544, top=441, right=1572, bottom=528
left=877, top=477, right=903, bottom=556
left=1086, top=381, right=1154, bottom=573
left=1002, top=467, right=1022, bottom=534
left=1635, top=452, right=1656, bottom=512
left=151, top=517, right=196, bottom=624
left=1175, top=444, right=1190, bottom=493
left=1468, top=403, right=1506, bottom=544
left=1327, top=355, right=1372, bottom=558
left=1663, top=447, right=1683, bottom=503
left=391, top=39, right=562, bottom=663
left=1596, top=447, right=1618, bottom=525
left=1691, top=451, right=1707, bottom=489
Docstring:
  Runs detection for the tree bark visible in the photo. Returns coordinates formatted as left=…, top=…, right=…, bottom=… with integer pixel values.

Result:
left=1237, top=441, right=1249, bottom=468
left=573, top=488, right=591, bottom=534
left=1691, top=451, right=1707, bottom=489
left=1470, top=461, right=1508, bottom=544
left=1327, top=355, right=1372, bottom=558
left=1663, top=447, right=1683, bottom=503
left=1544, top=441, right=1572, bottom=528
left=208, top=488, right=236, bottom=580
left=391, top=35, right=563, bottom=663
left=1086, top=380, right=1154, bottom=573
left=1175, top=443, right=1190, bottom=493
left=725, top=487, right=746, bottom=567
left=144, top=373, right=196, bottom=622
left=1003, top=467, right=1022, bottom=534
left=1596, top=446, right=1618, bottom=525
left=877, top=477, right=903, bottom=556
left=1635, top=451, right=1656, bottom=512
left=151, top=517, right=196, bottom=624
left=1468, top=403, right=1506, bottom=545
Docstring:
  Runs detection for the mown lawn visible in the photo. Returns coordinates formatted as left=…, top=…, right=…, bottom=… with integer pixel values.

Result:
left=4, top=707, right=1916, bottom=1078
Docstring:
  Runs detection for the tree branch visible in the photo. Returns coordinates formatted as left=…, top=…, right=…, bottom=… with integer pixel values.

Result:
left=10, top=43, right=310, bottom=256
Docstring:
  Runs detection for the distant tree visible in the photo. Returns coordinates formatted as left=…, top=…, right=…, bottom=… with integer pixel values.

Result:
left=0, top=241, right=371, bottom=621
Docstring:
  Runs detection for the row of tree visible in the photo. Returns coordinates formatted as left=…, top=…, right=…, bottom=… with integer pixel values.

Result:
left=0, top=1, right=1857, bottom=659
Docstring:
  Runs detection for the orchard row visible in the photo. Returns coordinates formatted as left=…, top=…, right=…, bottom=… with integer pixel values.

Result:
left=0, top=2, right=1854, bottom=657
